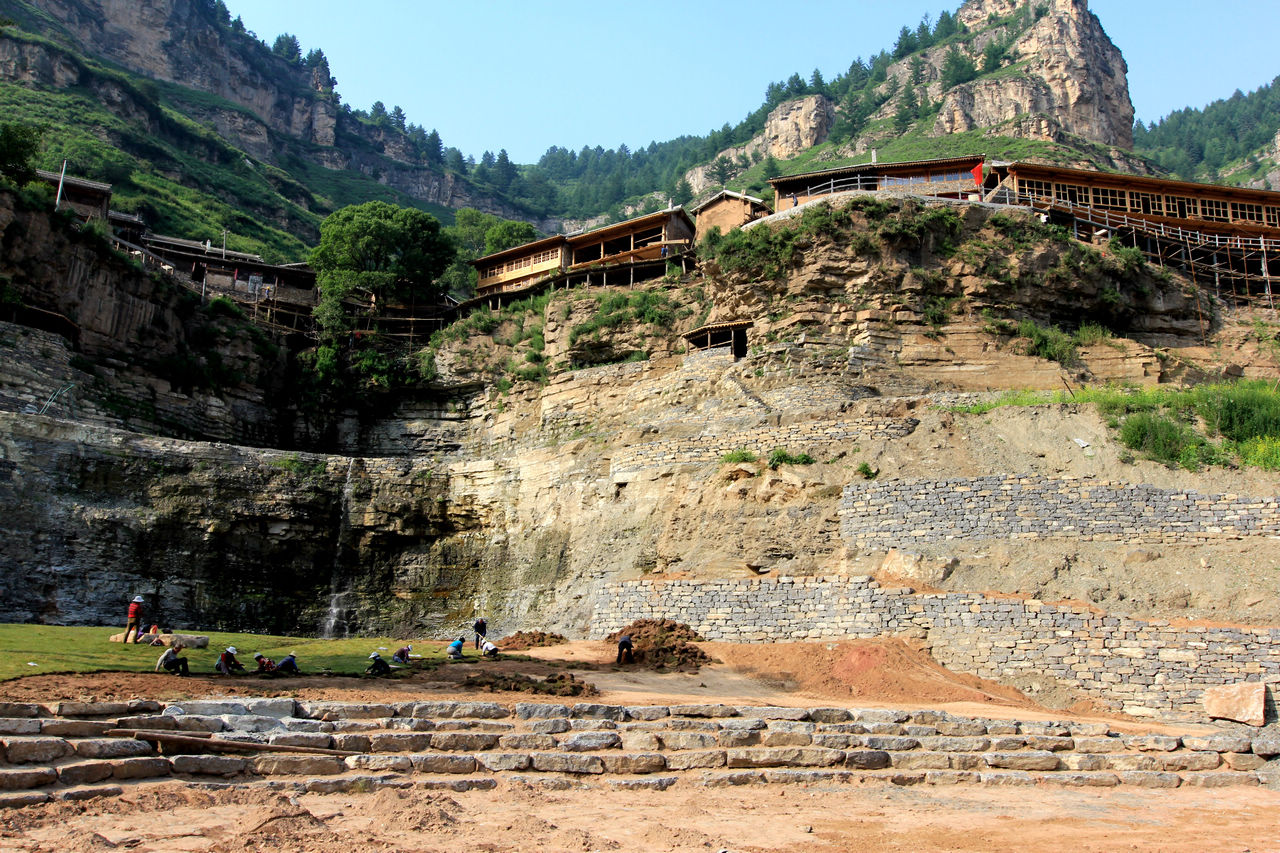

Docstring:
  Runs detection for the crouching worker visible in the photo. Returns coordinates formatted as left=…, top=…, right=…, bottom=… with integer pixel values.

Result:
left=253, top=653, right=275, bottom=673
left=156, top=643, right=189, bottom=676
left=480, top=639, right=500, bottom=659
left=366, top=652, right=391, bottom=676
left=392, top=644, right=413, bottom=665
left=215, top=646, right=245, bottom=675
left=616, top=634, right=634, bottom=664
left=446, top=637, right=465, bottom=660
left=274, top=653, right=300, bottom=675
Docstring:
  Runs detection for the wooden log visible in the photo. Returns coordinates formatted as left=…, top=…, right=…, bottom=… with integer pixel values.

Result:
left=109, top=730, right=358, bottom=757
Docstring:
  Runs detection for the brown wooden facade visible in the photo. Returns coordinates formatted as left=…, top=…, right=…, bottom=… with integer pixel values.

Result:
left=690, top=191, right=771, bottom=239
left=767, top=155, right=986, bottom=210
left=473, top=208, right=695, bottom=297
left=995, top=162, right=1280, bottom=239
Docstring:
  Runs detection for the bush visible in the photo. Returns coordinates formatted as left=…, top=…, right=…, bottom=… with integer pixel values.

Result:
left=767, top=448, right=815, bottom=468
left=1018, top=319, right=1077, bottom=366
left=721, top=449, right=758, bottom=464
left=1119, top=411, right=1217, bottom=469
left=856, top=461, right=878, bottom=479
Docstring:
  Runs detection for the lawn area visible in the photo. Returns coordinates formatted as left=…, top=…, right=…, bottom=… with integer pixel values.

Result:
left=0, top=624, right=451, bottom=682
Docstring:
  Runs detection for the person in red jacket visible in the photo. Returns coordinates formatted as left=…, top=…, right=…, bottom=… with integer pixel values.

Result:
left=124, top=595, right=145, bottom=644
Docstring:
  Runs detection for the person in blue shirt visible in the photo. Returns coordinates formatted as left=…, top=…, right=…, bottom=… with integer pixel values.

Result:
left=274, top=653, right=300, bottom=675
left=446, top=637, right=465, bottom=659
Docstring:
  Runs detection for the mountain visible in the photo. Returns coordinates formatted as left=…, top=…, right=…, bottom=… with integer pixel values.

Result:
left=1, top=0, right=1275, bottom=257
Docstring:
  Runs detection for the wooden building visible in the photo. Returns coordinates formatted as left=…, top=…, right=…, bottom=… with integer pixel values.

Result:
left=683, top=320, right=753, bottom=359
left=767, top=155, right=986, bottom=210
left=689, top=190, right=771, bottom=239
left=473, top=208, right=695, bottom=298
left=992, top=162, right=1280, bottom=239
left=35, top=169, right=111, bottom=221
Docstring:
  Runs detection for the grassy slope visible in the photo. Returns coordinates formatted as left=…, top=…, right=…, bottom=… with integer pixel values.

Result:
left=0, top=623, right=480, bottom=681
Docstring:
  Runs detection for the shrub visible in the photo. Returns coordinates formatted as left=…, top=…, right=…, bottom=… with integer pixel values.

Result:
left=1018, top=319, right=1077, bottom=366
left=856, top=461, right=878, bottom=479
left=721, top=449, right=758, bottom=464
left=767, top=448, right=815, bottom=468
left=1119, top=411, right=1216, bottom=469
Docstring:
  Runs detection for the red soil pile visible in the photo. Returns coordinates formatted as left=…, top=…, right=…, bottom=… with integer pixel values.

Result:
left=606, top=619, right=714, bottom=669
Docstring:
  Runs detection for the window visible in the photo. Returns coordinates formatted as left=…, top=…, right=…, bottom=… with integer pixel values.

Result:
left=1267, top=207, right=1280, bottom=228
left=1092, top=187, right=1126, bottom=210
left=1200, top=199, right=1229, bottom=222
left=1128, top=191, right=1163, bottom=216
left=1055, top=184, right=1088, bottom=205
left=1231, top=202, right=1264, bottom=223
left=1020, top=179, right=1053, bottom=201
left=1167, top=196, right=1198, bottom=219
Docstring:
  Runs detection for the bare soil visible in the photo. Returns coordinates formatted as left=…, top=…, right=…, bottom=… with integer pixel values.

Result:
left=3, top=637, right=1274, bottom=851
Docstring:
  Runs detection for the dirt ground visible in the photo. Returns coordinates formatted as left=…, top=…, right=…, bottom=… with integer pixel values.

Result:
left=2, top=638, right=1276, bottom=852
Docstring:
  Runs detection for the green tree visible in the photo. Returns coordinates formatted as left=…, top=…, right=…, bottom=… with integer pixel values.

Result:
left=310, top=201, right=453, bottom=340
left=941, top=46, right=978, bottom=89
left=0, top=123, right=43, bottom=186
left=709, top=156, right=734, bottom=186
left=484, top=220, right=537, bottom=254
left=909, top=55, right=926, bottom=86
left=671, top=178, right=693, bottom=206
left=894, top=88, right=920, bottom=134
left=271, top=33, right=302, bottom=64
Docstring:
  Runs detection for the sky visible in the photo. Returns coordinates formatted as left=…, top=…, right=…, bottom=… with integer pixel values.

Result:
left=220, top=1, right=1280, bottom=164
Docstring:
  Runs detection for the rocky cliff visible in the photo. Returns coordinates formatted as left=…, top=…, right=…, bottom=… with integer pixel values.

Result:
left=933, top=0, right=1133, bottom=150
left=6, top=189, right=1278, bottom=636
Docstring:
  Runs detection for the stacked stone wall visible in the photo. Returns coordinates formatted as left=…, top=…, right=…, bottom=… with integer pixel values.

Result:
left=841, top=474, right=1280, bottom=547
left=611, top=418, right=918, bottom=478
left=594, top=576, right=1280, bottom=714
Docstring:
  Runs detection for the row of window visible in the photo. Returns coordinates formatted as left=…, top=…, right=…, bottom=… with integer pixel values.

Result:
left=881, top=170, right=975, bottom=186
left=1017, top=179, right=1280, bottom=228
left=479, top=247, right=562, bottom=281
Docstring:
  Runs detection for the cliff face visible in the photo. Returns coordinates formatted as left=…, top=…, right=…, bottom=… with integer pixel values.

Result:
left=934, top=0, right=1134, bottom=149
left=685, top=96, right=836, bottom=194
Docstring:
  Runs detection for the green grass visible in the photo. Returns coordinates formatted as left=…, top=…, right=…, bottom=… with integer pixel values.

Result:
left=0, top=624, right=469, bottom=682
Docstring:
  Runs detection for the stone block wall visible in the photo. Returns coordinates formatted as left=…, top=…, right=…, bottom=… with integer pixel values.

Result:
left=611, top=418, right=919, bottom=479
left=840, top=474, right=1280, bottom=547
left=594, top=576, right=1280, bottom=714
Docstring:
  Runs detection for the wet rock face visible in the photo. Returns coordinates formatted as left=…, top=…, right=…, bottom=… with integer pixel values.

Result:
left=0, top=414, right=451, bottom=634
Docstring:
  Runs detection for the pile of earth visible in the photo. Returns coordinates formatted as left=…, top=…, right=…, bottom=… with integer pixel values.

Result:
left=459, top=670, right=595, bottom=696
left=606, top=619, right=714, bottom=669
left=500, top=631, right=569, bottom=650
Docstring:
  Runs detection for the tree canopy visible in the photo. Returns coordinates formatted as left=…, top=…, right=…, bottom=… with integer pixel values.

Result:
left=310, top=201, right=453, bottom=307
left=0, top=123, right=42, bottom=186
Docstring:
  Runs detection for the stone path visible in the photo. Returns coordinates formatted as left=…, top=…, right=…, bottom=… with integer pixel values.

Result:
left=1, top=698, right=1276, bottom=807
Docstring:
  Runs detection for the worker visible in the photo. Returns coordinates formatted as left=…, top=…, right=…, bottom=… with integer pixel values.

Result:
left=392, top=644, right=412, bottom=664
left=366, top=652, right=391, bottom=676
left=480, top=639, right=500, bottom=659
left=446, top=637, right=465, bottom=659
left=473, top=617, right=488, bottom=650
left=155, top=643, right=189, bottom=676
left=616, top=634, right=634, bottom=664
left=253, top=653, right=275, bottom=673
left=274, top=653, right=300, bottom=675
left=123, top=595, right=145, bottom=644
left=215, top=646, right=245, bottom=675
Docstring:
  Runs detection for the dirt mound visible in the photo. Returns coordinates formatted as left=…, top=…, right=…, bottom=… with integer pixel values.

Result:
left=709, top=638, right=1035, bottom=706
left=500, top=630, right=569, bottom=650
left=606, top=619, right=713, bottom=669
left=369, top=789, right=460, bottom=832
left=460, top=669, right=595, bottom=696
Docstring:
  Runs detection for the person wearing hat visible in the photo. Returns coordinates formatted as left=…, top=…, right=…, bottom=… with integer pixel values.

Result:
left=392, top=644, right=413, bottom=665
left=124, top=595, right=145, bottom=644
left=253, top=652, right=276, bottom=674
left=274, top=652, right=300, bottom=676
left=365, top=652, right=391, bottom=676
left=215, top=646, right=245, bottom=675
left=155, top=642, right=189, bottom=676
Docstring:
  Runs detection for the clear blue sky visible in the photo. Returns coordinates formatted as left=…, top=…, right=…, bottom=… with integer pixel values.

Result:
left=221, top=1, right=1279, bottom=164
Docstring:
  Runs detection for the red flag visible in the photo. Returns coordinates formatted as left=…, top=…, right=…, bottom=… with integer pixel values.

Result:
left=971, top=163, right=984, bottom=186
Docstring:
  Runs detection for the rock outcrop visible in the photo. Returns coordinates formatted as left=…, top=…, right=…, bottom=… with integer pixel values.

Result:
left=685, top=96, right=836, bottom=194
left=934, top=0, right=1133, bottom=149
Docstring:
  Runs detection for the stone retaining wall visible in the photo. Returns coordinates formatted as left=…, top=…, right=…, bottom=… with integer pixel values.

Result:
left=611, top=418, right=919, bottom=479
left=840, top=474, right=1280, bottom=547
left=595, top=576, right=1280, bottom=715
